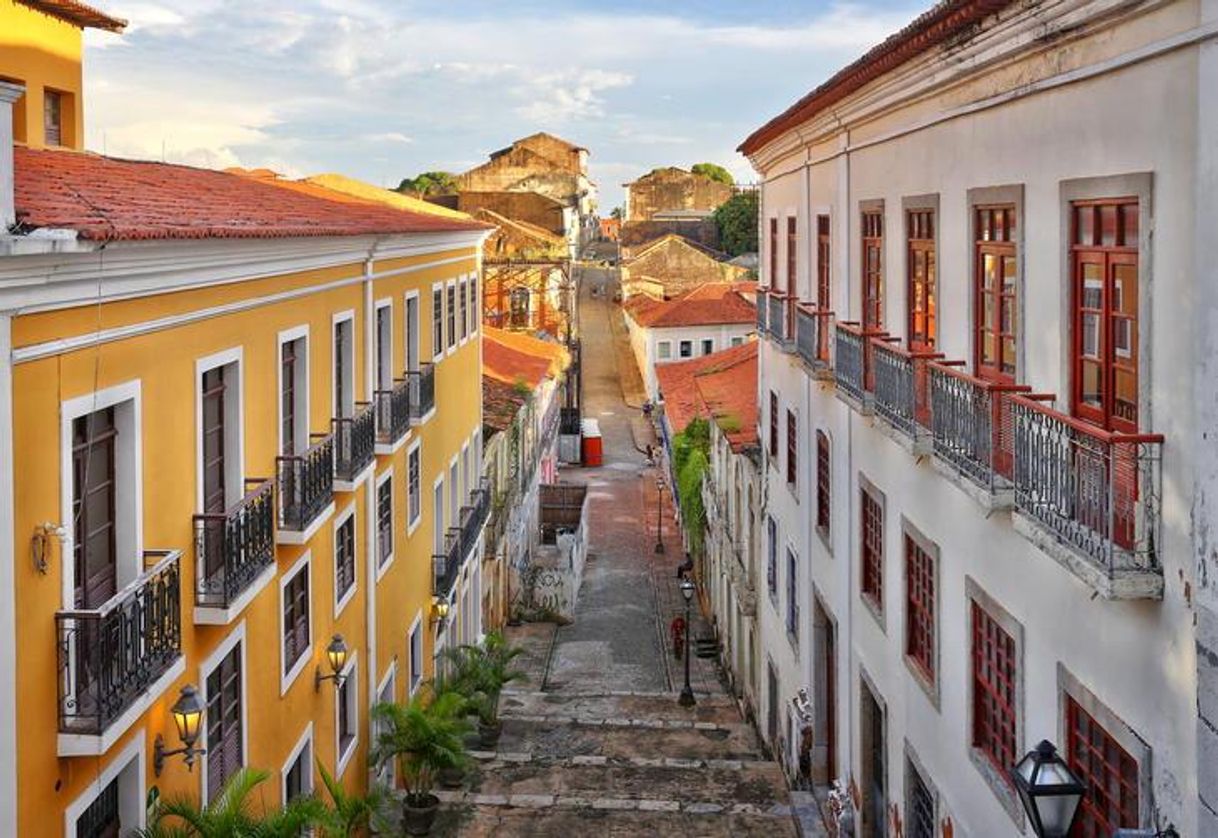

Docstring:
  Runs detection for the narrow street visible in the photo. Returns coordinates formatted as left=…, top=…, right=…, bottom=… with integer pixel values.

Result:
left=433, top=263, right=797, bottom=836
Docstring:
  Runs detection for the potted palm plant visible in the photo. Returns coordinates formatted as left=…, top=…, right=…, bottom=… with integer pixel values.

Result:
left=442, top=631, right=525, bottom=748
left=370, top=690, right=470, bottom=836
left=137, top=767, right=326, bottom=837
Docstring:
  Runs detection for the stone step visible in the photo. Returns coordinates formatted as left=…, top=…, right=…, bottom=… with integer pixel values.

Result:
left=427, top=799, right=799, bottom=837
left=499, top=689, right=743, bottom=726
left=494, top=716, right=765, bottom=762
left=458, top=755, right=789, bottom=807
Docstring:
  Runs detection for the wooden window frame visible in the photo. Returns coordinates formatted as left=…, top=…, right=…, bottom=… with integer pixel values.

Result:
left=768, top=217, right=778, bottom=289
left=906, top=207, right=936, bottom=351
left=280, top=555, right=312, bottom=691
left=769, top=392, right=779, bottom=462
left=971, top=602, right=1018, bottom=783
left=432, top=284, right=444, bottom=360
left=861, top=208, right=884, bottom=330
left=860, top=481, right=884, bottom=618
left=786, top=216, right=798, bottom=296
left=785, top=409, right=797, bottom=488
left=973, top=204, right=1018, bottom=384
left=376, top=474, right=393, bottom=571
left=816, top=215, right=831, bottom=310
left=334, top=507, right=356, bottom=615
left=903, top=525, right=938, bottom=698
left=816, top=431, right=830, bottom=537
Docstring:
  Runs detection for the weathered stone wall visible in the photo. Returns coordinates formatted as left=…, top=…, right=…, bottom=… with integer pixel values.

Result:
left=620, top=219, right=719, bottom=250
left=459, top=191, right=566, bottom=235
left=626, top=167, right=733, bottom=221
left=621, top=237, right=749, bottom=298
left=458, top=145, right=583, bottom=205
left=514, top=133, right=586, bottom=175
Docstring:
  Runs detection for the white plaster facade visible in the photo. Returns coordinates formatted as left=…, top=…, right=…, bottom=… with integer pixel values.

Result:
left=744, top=1, right=1216, bottom=835
left=623, top=314, right=754, bottom=401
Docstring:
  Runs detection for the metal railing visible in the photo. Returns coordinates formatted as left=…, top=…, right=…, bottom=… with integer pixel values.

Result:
left=767, top=293, right=793, bottom=348
left=57, top=550, right=182, bottom=734
left=795, top=305, right=833, bottom=370
left=409, top=363, right=436, bottom=423
left=277, top=433, right=335, bottom=533
left=194, top=478, right=275, bottom=610
left=333, top=401, right=375, bottom=481
left=374, top=377, right=411, bottom=447
left=929, top=363, right=1028, bottom=494
left=1010, top=396, right=1163, bottom=577
left=755, top=288, right=767, bottom=334
left=433, top=530, right=462, bottom=597
left=834, top=322, right=885, bottom=404
left=459, top=478, right=492, bottom=558
left=872, top=340, right=941, bottom=439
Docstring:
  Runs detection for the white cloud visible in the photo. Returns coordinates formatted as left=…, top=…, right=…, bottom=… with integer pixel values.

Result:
left=361, top=132, right=413, bottom=144
left=515, top=69, right=633, bottom=123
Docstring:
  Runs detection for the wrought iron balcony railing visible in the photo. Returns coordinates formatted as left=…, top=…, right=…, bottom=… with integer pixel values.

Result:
left=374, top=377, right=411, bottom=448
left=333, top=401, right=375, bottom=482
left=833, top=322, right=885, bottom=405
left=795, top=304, right=833, bottom=371
left=767, top=293, right=794, bottom=349
left=928, top=363, right=1029, bottom=496
left=409, top=363, right=436, bottom=423
left=1010, top=395, right=1163, bottom=581
left=194, top=478, right=275, bottom=611
left=57, top=550, right=182, bottom=735
left=872, top=339, right=941, bottom=441
left=433, top=529, right=462, bottom=598
left=755, top=288, right=767, bottom=334
left=458, top=478, right=492, bottom=558
left=277, top=433, right=335, bottom=535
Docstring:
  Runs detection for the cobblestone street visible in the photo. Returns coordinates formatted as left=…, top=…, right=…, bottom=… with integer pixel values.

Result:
left=432, top=266, right=798, bottom=836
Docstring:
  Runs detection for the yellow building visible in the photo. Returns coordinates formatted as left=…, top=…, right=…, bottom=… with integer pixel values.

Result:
left=0, top=2, right=491, bottom=834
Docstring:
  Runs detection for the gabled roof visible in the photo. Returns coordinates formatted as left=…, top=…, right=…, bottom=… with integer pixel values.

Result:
left=482, top=327, right=570, bottom=390
left=301, top=173, right=473, bottom=221
left=483, top=376, right=529, bottom=434
left=625, top=232, right=730, bottom=263
left=483, top=326, right=570, bottom=376
left=656, top=341, right=758, bottom=450
left=17, top=0, right=126, bottom=31
left=13, top=147, right=488, bottom=242
left=475, top=208, right=565, bottom=246
left=739, top=0, right=1016, bottom=156
left=623, top=282, right=756, bottom=328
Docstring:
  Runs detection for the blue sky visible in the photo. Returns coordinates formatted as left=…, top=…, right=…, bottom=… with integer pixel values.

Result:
left=84, top=1, right=928, bottom=209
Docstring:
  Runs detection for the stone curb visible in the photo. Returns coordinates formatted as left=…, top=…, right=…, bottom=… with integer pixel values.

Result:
left=436, top=789, right=793, bottom=817
left=466, top=751, right=766, bottom=772
left=501, top=713, right=735, bottom=732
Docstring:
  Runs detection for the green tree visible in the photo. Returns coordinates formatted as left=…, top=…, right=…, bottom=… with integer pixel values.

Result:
left=713, top=190, right=759, bottom=257
left=369, top=690, right=470, bottom=807
left=691, top=162, right=734, bottom=185
left=610, top=206, right=624, bottom=221
left=396, top=171, right=457, bottom=196
left=137, top=767, right=327, bottom=837
left=673, top=418, right=712, bottom=558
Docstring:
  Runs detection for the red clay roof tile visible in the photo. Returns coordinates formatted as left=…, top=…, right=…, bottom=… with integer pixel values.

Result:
left=656, top=340, right=758, bottom=451
left=623, top=283, right=756, bottom=328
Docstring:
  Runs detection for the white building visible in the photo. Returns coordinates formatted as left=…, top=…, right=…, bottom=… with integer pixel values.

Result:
left=622, top=283, right=757, bottom=401
left=741, top=1, right=1216, bottom=836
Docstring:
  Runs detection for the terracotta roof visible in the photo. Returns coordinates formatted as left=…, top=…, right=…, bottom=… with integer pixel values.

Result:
left=739, top=0, right=1014, bottom=156
left=483, top=326, right=570, bottom=376
left=12, top=147, right=489, bottom=242
left=625, top=232, right=730, bottom=263
left=474, top=208, right=566, bottom=245
left=483, top=376, right=528, bottom=433
left=623, top=283, right=756, bottom=328
left=17, top=0, right=125, bottom=31
left=302, top=173, right=474, bottom=221
left=482, top=330, right=563, bottom=389
left=656, top=341, right=758, bottom=446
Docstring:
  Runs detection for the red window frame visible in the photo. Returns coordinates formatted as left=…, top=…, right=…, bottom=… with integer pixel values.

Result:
left=971, top=602, right=1017, bottom=780
left=769, top=218, right=779, bottom=289
left=816, top=216, right=831, bottom=310
left=907, top=209, right=936, bottom=351
left=769, top=392, right=779, bottom=460
left=786, top=217, right=798, bottom=296
left=786, top=409, right=797, bottom=486
left=1066, top=695, right=1140, bottom=836
left=816, top=431, right=830, bottom=535
left=861, top=210, right=883, bottom=330
left=904, top=535, right=935, bottom=682
left=860, top=487, right=883, bottom=609
left=1070, top=198, right=1139, bottom=433
left=974, top=205, right=1017, bottom=383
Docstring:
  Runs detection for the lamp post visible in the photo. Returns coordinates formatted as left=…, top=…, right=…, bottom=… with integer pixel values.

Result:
left=678, top=578, right=696, bottom=707
left=154, top=684, right=206, bottom=776
left=314, top=634, right=350, bottom=691
left=1011, top=740, right=1086, bottom=838
left=655, top=476, right=666, bottom=555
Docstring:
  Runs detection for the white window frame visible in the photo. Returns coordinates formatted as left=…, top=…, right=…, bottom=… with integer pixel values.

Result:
left=407, top=439, right=423, bottom=534
left=657, top=340, right=672, bottom=360
left=200, top=620, right=249, bottom=802
left=375, top=468, right=395, bottom=581
left=701, top=337, right=715, bottom=356
left=281, top=721, right=314, bottom=805
left=403, top=290, right=421, bottom=374
left=678, top=339, right=693, bottom=358
left=408, top=612, right=424, bottom=694
left=374, top=298, right=393, bottom=391
left=333, top=503, right=358, bottom=617
left=448, top=457, right=459, bottom=530
left=63, top=731, right=146, bottom=835
left=277, top=324, right=310, bottom=455
left=446, top=279, right=458, bottom=355
left=332, top=310, right=355, bottom=420
left=461, top=441, right=471, bottom=501
left=433, top=474, right=445, bottom=555
left=731, top=335, right=745, bottom=347
left=431, top=282, right=445, bottom=362
left=335, top=652, right=359, bottom=779
left=469, top=273, right=479, bottom=335
left=279, top=552, right=313, bottom=695
left=458, top=278, right=469, bottom=346
left=195, top=347, right=244, bottom=514
left=374, top=664, right=397, bottom=786
left=59, top=379, right=143, bottom=609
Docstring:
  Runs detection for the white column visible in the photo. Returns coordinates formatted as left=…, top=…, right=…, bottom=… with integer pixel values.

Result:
left=0, top=81, right=26, bottom=230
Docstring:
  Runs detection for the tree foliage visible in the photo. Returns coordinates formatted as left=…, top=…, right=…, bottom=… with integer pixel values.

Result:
left=136, top=767, right=327, bottom=837
left=713, top=190, right=759, bottom=257
left=691, top=162, right=734, bottom=185
left=369, top=690, right=470, bottom=805
left=673, top=418, right=712, bottom=558
left=438, top=630, right=526, bottom=725
left=396, top=171, right=457, bottom=196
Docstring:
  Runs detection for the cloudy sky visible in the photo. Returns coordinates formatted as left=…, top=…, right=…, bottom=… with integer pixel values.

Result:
left=83, top=1, right=928, bottom=209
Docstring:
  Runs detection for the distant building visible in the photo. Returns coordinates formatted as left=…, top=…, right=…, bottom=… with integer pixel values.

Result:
left=621, top=233, right=753, bottom=300
left=624, top=166, right=733, bottom=222
left=598, top=216, right=620, bottom=241
left=623, top=283, right=757, bottom=400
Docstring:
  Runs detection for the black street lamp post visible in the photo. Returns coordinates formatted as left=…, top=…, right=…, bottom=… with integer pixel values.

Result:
left=678, top=578, right=696, bottom=707
left=655, top=476, right=666, bottom=554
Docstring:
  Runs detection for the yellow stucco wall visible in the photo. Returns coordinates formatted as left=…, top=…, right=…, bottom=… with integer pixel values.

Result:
left=10, top=241, right=482, bottom=831
left=0, top=0, right=86, bottom=148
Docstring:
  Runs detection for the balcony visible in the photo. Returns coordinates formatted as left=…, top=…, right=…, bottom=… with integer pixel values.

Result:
left=834, top=322, right=885, bottom=409
left=333, top=401, right=375, bottom=487
left=409, top=363, right=436, bottom=424
left=57, top=550, right=185, bottom=755
left=755, top=289, right=767, bottom=334
left=1009, top=396, right=1163, bottom=599
left=871, top=339, right=941, bottom=451
left=767, top=293, right=795, bottom=351
left=193, top=478, right=276, bottom=623
left=458, top=478, right=492, bottom=558
left=433, top=529, right=462, bottom=598
left=795, top=304, right=833, bottom=376
left=374, top=377, right=411, bottom=453
left=928, top=363, right=1029, bottom=506
left=276, top=433, right=335, bottom=544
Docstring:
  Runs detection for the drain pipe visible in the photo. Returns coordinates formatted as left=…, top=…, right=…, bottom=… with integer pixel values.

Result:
left=363, top=240, right=381, bottom=753
left=839, top=125, right=856, bottom=807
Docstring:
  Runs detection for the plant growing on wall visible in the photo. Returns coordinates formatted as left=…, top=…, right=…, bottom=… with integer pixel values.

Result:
left=691, top=162, right=734, bottom=185
left=673, top=417, right=712, bottom=557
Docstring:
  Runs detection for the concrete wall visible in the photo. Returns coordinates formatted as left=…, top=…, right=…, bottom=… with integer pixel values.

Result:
left=626, top=168, right=733, bottom=222
left=620, top=219, right=720, bottom=250
left=624, top=313, right=754, bottom=402
left=621, top=237, right=750, bottom=300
